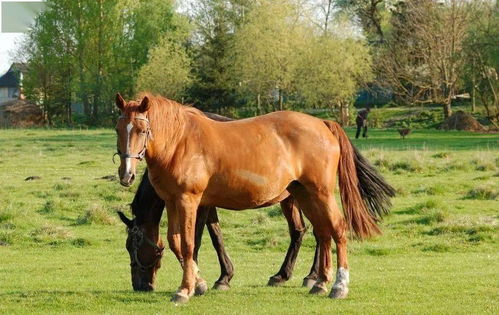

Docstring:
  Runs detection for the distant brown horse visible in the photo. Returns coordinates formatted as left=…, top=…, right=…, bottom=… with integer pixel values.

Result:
left=114, top=93, right=394, bottom=304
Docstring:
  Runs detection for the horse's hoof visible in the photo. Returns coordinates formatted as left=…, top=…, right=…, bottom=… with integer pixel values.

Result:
left=302, top=278, right=316, bottom=289
left=213, top=282, right=231, bottom=291
left=195, top=281, right=208, bottom=296
left=171, top=292, right=190, bottom=304
left=309, top=284, right=328, bottom=295
left=330, top=286, right=349, bottom=299
left=267, top=276, right=286, bottom=287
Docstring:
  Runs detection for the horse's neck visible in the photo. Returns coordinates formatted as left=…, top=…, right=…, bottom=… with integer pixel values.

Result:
left=147, top=108, right=188, bottom=166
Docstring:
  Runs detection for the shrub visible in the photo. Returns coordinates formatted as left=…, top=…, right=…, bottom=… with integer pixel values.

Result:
left=39, top=200, right=55, bottom=214
left=412, top=184, right=447, bottom=195
left=403, top=199, right=443, bottom=215
left=421, top=244, right=451, bottom=252
left=389, top=160, right=424, bottom=173
left=76, top=204, right=116, bottom=225
left=31, top=224, right=72, bottom=243
left=464, top=185, right=498, bottom=200
left=266, top=206, right=282, bottom=218
left=432, top=152, right=449, bottom=159
left=416, top=210, right=448, bottom=225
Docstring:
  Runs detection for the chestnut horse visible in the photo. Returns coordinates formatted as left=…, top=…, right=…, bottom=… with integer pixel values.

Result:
left=114, top=93, right=394, bottom=304
left=116, top=110, right=324, bottom=292
left=117, top=169, right=322, bottom=292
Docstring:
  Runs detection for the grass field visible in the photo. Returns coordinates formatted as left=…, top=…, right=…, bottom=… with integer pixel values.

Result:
left=0, top=128, right=498, bottom=314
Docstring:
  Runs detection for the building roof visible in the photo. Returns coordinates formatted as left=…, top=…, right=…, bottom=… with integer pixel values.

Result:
left=0, top=70, right=19, bottom=88
left=0, top=63, right=24, bottom=88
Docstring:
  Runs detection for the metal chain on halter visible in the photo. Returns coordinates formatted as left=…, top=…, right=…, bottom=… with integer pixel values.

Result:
left=128, top=223, right=164, bottom=272
left=113, top=114, right=153, bottom=164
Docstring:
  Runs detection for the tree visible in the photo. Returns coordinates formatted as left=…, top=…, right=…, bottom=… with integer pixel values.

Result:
left=295, top=36, right=373, bottom=125
left=135, top=37, right=192, bottom=100
left=379, top=0, right=472, bottom=118
left=20, top=0, right=75, bottom=125
left=19, top=0, right=185, bottom=125
left=232, top=0, right=307, bottom=113
left=335, top=0, right=394, bottom=43
left=187, top=0, right=253, bottom=111
left=464, top=0, right=499, bottom=122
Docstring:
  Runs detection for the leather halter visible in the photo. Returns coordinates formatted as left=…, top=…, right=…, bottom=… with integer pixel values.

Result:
left=113, top=114, right=152, bottom=164
left=128, top=223, right=164, bottom=272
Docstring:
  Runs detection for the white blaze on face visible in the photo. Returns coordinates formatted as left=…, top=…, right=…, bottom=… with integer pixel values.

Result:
left=125, top=122, right=133, bottom=175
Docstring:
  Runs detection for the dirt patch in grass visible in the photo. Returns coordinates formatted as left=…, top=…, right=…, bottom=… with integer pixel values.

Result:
left=439, top=111, right=486, bottom=132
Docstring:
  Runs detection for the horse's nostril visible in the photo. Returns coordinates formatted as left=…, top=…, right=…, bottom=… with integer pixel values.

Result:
left=131, top=174, right=135, bottom=181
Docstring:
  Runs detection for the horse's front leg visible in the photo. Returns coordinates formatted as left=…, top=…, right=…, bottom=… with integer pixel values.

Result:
left=192, top=206, right=211, bottom=296
left=171, top=194, right=202, bottom=304
left=166, top=202, right=183, bottom=265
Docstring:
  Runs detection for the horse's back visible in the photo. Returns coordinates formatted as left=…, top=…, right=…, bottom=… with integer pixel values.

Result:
left=193, top=110, right=340, bottom=209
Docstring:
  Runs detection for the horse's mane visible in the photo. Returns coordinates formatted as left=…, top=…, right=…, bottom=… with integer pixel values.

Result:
left=135, top=93, right=204, bottom=147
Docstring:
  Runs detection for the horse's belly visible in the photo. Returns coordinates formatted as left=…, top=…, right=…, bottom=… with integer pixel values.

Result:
left=201, top=171, right=290, bottom=210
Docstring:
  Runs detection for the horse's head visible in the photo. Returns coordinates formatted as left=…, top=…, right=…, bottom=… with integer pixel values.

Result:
left=114, top=93, right=152, bottom=187
left=117, top=211, right=164, bottom=291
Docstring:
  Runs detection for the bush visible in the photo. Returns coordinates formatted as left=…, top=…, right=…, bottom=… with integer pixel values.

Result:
left=31, top=224, right=72, bottom=243
left=464, top=184, right=498, bottom=200
left=432, top=152, right=449, bottom=159
left=76, top=204, right=116, bottom=225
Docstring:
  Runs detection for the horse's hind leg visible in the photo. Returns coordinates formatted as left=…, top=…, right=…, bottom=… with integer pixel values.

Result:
left=268, top=196, right=306, bottom=286
left=302, top=231, right=320, bottom=288
left=288, top=183, right=349, bottom=297
left=206, top=208, right=234, bottom=290
left=328, top=201, right=349, bottom=299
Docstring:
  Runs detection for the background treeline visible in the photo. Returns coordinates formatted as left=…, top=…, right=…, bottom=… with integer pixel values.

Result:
left=17, top=0, right=498, bottom=126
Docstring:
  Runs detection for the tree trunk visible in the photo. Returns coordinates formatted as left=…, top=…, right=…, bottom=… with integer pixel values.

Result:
left=76, top=0, right=90, bottom=119
left=278, top=89, right=283, bottom=111
left=443, top=101, right=452, bottom=118
left=471, top=59, right=476, bottom=113
left=339, top=101, right=349, bottom=126
left=256, top=93, right=261, bottom=115
left=92, top=0, right=104, bottom=123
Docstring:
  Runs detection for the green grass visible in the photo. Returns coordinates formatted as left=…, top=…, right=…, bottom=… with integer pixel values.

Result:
left=0, top=128, right=498, bottom=314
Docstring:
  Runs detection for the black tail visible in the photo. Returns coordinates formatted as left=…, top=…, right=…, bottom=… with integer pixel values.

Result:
left=352, top=145, right=396, bottom=220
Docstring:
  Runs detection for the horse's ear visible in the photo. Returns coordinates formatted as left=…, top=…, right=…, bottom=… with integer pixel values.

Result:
left=138, top=96, right=150, bottom=113
left=116, top=93, right=125, bottom=111
left=117, top=211, right=133, bottom=228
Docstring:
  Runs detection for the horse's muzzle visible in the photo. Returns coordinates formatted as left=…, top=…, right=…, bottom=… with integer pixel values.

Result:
left=120, top=173, right=135, bottom=187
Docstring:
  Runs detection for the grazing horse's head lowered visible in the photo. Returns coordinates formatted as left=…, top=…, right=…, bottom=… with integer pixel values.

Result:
left=114, top=93, right=152, bottom=187
left=117, top=211, right=164, bottom=291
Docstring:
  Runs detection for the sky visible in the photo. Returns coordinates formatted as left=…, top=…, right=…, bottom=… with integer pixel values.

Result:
left=0, top=0, right=45, bottom=75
